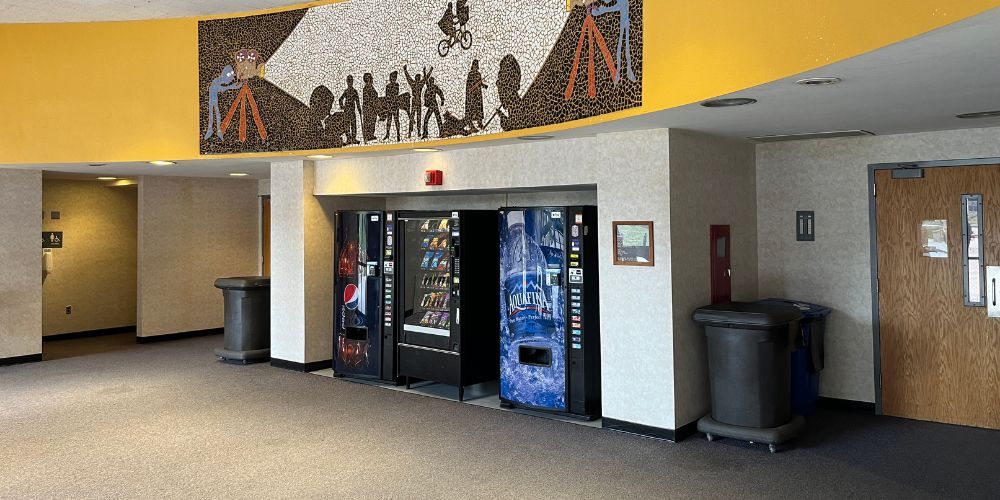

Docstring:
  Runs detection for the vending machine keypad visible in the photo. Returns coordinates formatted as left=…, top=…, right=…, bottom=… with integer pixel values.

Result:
left=384, top=217, right=395, bottom=328
left=569, top=212, right=585, bottom=349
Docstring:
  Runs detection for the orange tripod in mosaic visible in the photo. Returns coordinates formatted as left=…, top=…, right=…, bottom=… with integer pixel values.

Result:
left=564, top=3, right=617, bottom=99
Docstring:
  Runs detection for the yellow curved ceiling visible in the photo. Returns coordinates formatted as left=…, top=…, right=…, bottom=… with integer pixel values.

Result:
left=0, top=0, right=998, bottom=164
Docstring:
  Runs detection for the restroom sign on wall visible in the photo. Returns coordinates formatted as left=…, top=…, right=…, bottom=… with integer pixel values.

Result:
left=42, top=232, right=63, bottom=249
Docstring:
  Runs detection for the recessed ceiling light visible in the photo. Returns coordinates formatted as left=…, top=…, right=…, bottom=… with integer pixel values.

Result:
left=306, top=154, right=333, bottom=160
left=228, top=172, right=249, bottom=177
left=747, top=130, right=875, bottom=143
left=956, top=110, right=1000, bottom=119
left=96, top=176, right=117, bottom=181
left=795, top=77, right=842, bottom=86
left=701, top=98, right=757, bottom=108
left=148, top=160, right=176, bottom=166
left=518, top=135, right=554, bottom=141
left=413, top=148, right=442, bottom=152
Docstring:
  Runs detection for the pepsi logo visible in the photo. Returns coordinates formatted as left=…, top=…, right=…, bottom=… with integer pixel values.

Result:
left=344, top=284, right=360, bottom=310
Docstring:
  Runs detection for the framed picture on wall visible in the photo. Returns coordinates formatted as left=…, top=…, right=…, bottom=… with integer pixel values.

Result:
left=612, top=221, right=654, bottom=266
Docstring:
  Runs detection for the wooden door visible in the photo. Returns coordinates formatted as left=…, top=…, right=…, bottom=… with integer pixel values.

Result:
left=710, top=225, right=731, bottom=304
left=876, top=166, right=1000, bottom=429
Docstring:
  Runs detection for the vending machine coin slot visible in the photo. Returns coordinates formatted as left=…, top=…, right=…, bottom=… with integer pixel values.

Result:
left=545, top=270, right=561, bottom=286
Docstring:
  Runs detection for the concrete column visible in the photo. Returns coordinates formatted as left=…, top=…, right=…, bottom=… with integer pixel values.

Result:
left=0, top=170, right=42, bottom=363
left=269, top=161, right=337, bottom=367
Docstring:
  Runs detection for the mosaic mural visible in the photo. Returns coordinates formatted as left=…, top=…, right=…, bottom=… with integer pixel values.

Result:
left=198, top=0, right=642, bottom=154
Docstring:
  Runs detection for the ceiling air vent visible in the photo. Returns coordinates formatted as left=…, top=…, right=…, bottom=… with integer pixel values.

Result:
left=748, top=130, right=875, bottom=143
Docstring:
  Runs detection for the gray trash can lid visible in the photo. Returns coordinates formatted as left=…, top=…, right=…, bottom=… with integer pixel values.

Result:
left=214, top=276, right=270, bottom=290
left=693, top=302, right=802, bottom=327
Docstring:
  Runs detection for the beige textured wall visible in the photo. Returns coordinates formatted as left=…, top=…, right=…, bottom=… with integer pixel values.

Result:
left=0, top=170, right=42, bottom=360
left=756, top=126, right=1000, bottom=403
left=668, top=130, right=758, bottom=426
left=137, top=176, right=259, bottom=338
left=42, top=180, right=137, bottom=336
left=313, top=130, right=677, bottom=430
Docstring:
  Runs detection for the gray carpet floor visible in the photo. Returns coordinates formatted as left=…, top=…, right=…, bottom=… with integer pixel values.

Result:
left=1, top=334, right=998, bottom=499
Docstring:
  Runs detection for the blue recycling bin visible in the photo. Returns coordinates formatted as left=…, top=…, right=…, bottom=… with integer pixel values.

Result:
left=760, top=299, right=832, bottom=416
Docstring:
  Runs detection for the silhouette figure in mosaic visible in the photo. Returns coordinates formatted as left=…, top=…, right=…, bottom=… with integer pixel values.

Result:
left=440, top=111, right=474, bottom=138
left=404, top=65, right=433, bottom=138
left=422, top=76, right=445, bottom=139
left=338, top=75, right=362, bottom=145
left=465, top=59, right=487, bottom=131
left=361, top=72, right=379, bottom=143
left=383, top=71, right=402, bottom=142
left=204, top=65, right=244, bottom=140
left=592, top=0, right=636, bottom=84
left=437, top=1, right=473, bottom=57
left=305, top=85, right=348, bottom=148
left=489, top=54, right=522, bottom=131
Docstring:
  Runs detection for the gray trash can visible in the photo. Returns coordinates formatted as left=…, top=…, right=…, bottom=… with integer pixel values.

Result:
left=692, top=301, right=806, bottom=452
left=214, top=276, right=270, bottom=364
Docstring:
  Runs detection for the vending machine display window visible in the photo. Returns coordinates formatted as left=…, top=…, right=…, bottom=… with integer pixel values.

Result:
left=402, top=218, right=453, bottom=338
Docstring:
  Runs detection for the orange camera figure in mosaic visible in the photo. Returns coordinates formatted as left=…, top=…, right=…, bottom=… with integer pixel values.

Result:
left=220, top=48, right=269, bottom=142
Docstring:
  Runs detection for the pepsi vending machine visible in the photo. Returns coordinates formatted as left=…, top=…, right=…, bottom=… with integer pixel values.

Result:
left=499, top=206, right=601, bottom=419
left=334, top=211, right=398, bottom=383
left=393, top=211, right=499, bottom=400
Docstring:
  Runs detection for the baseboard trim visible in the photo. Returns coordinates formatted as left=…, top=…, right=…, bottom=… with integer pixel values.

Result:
left=44, top=325, right=136, bottom=341
left=673, top=420, right=699, bottom=442
left=602, top=418, right=696, bottom=443
left=818, top=397, right=877, bottom=413
left=270, top=358, right=332, bottom=372
left=136, top=328, right=223, bottom=344
left=0, top=353, right=43, bottom=367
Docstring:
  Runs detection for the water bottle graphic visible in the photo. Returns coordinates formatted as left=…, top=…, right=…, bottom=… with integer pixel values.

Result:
left=502, top=211, right=556, bottom=350
left=501, top=210, right=565, bottom=409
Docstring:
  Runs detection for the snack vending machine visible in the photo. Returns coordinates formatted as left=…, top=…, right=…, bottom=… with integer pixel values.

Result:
left=392, top=210, right=499, bottom=400
left=333, top=211, right=398, bottom=383
left=498, top=206, right=601, bottom=419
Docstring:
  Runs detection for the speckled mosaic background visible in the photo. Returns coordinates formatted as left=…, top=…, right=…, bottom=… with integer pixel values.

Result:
left=198, top=0, right=642, bottom=154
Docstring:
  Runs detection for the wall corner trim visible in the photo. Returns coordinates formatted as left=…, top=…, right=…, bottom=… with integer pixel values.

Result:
left=0, top=353, right=44, bottom=367
left=43, top=325, right=137, bottom=341
left=817, top=396, right=877, bottom=413
left=602, top=418, right=698, bottom=443
left=135, top=328, right=223, bottom=344
left=270, top=358, right=332, bottom=373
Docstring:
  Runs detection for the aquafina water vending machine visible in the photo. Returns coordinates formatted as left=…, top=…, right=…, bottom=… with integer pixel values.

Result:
left=499, top=206, right=601, bottom=419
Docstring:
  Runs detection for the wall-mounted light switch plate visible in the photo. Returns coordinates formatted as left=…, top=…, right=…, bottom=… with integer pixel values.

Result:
left=796, top=211, right=815, bottom=241
left=51, top=211, right=61, bottom=220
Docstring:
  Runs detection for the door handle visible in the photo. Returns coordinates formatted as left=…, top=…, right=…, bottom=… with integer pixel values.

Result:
left=987, top=267, right=1000, bottom=317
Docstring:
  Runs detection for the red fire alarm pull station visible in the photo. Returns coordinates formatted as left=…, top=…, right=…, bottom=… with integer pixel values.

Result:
left=425, top=170, right=443, bottom=186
